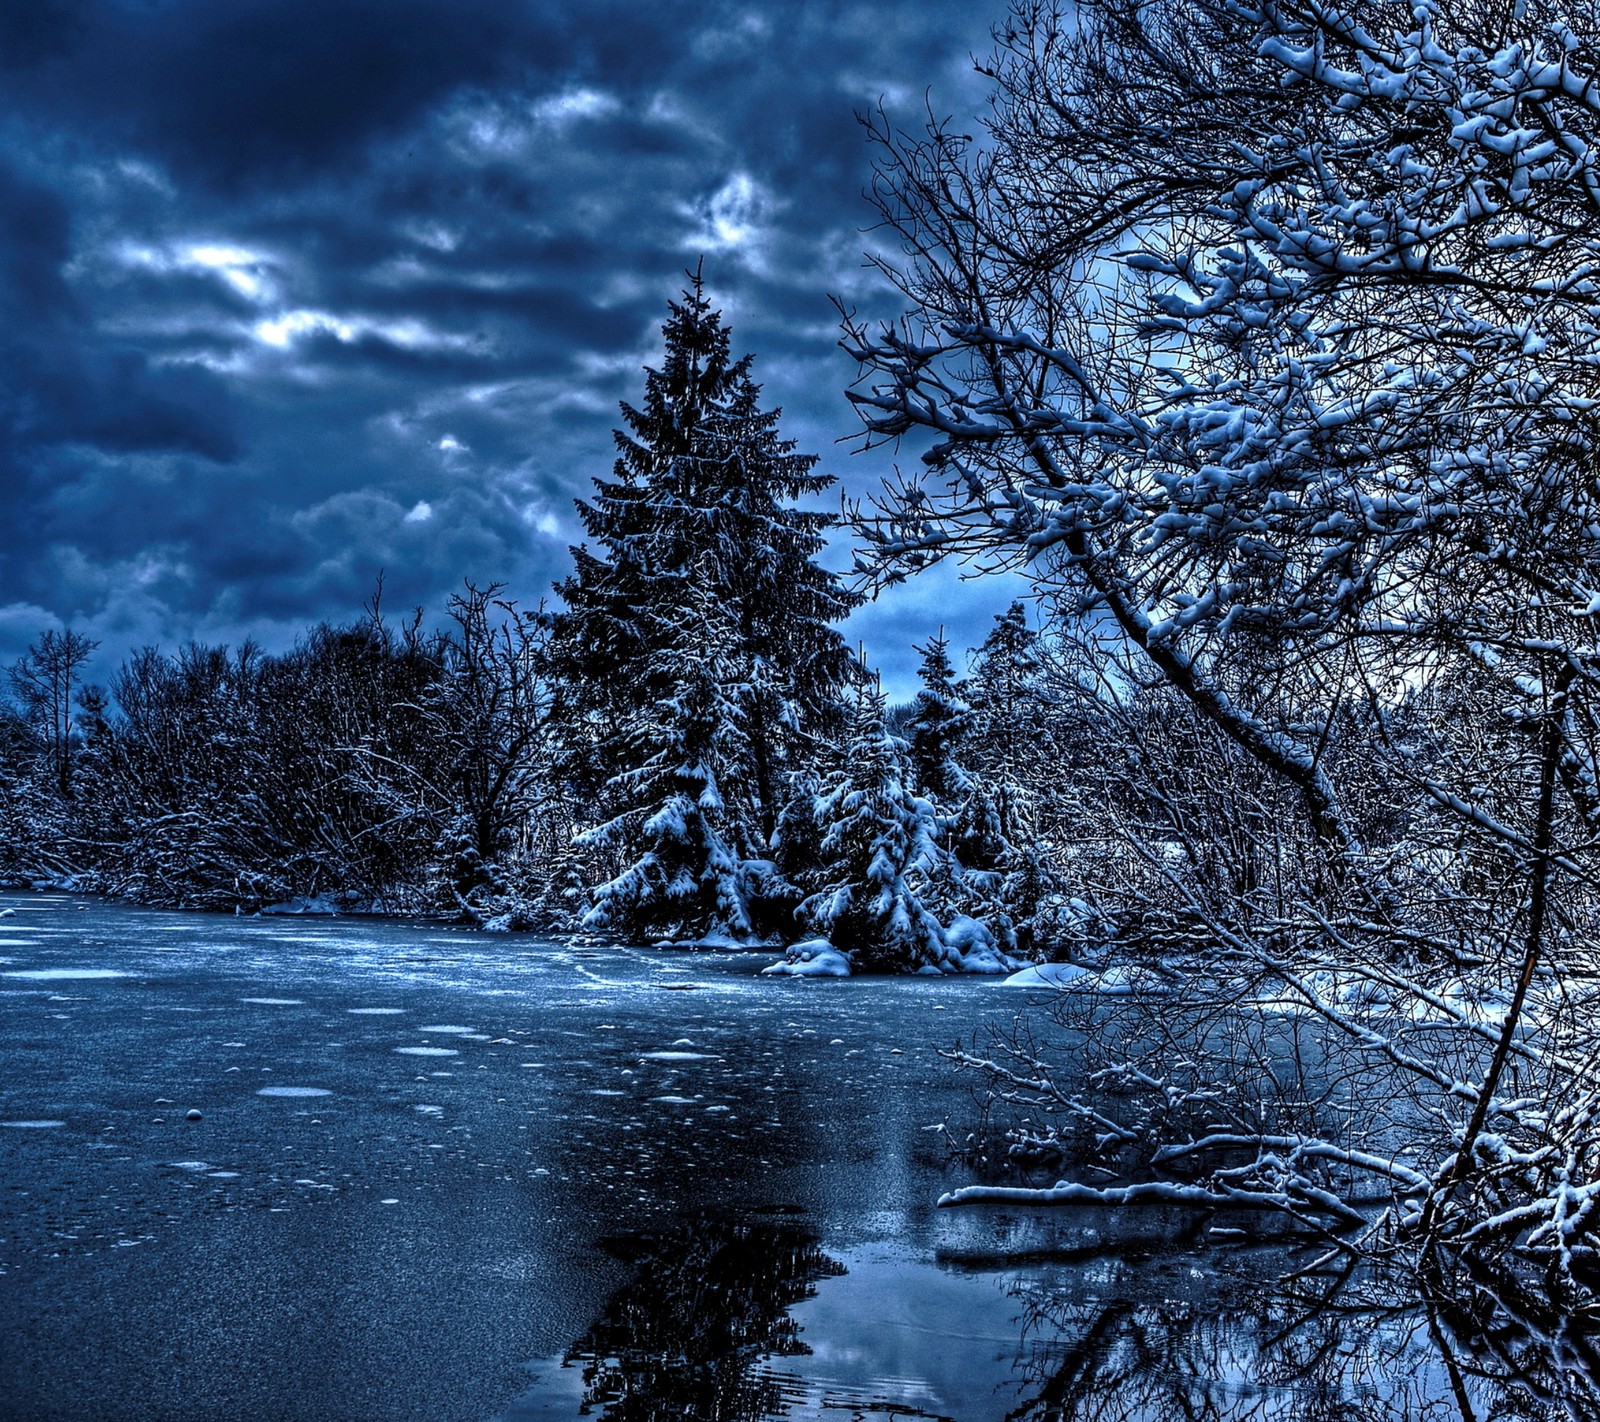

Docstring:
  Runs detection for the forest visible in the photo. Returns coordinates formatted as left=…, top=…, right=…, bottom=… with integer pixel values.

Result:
left=6, top=0, right=1600, bottom=1325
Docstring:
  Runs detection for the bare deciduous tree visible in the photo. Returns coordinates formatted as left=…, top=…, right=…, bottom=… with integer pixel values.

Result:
left=845, top=0, right=1600, bottom=1284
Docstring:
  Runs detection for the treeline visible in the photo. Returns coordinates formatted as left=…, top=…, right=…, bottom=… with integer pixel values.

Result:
left=0, top=280, right=1117, bottom=972
left=0, top=275, right=1563, bottom=992
left=0, top=556, right=1499, bottom=984
left=0, top=573, right=1114, bottom=970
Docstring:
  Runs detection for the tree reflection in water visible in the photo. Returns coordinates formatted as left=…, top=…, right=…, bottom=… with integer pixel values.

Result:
left=562, top=1213, right=846, bottom=1422
left=1000, top=1249, right=1600, bottom=1422
left=548, top=1215, right=1599, bottom=1421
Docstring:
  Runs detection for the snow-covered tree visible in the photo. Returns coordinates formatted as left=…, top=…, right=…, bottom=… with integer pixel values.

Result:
left=966, top=606, right=1043, bottom=776
left=546, top=270, right=859, bottom=936
left=845, top=0, right=1600, bottom=1281
left=548, top=271, right=856, bottom=826
left=773, top=684, right=1015, bottom=975
left=579, top=571, right=762, bottom=943
left=904, top=630, right=972, bottom=804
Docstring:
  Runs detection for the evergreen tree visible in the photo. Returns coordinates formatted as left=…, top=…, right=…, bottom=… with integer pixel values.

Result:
left=964, top=602, right=1049, bottom=847
left=904, top=631, right=971, bottom=804
left=783, top=685, right=1016, bottom=974
left=579, top=571, right=760, bottom=942
left=545, top=270, right=859, bottom=939
left=967, top=602, right=1042, bottom=776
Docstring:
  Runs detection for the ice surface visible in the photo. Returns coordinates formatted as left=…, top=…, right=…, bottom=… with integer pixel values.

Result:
left=3, top=969, right=130, bottom=981
left=417, top=1024, right=475, bottom=1034
left=393, top=1046, right=459, bottom=1057
left=347, top=1007, right=406, bottom=1015
left=259, top=896, right=338, bottom=916
left=639, top=1050, right=717, bottom=1061
left=241, top=997, right=304, bottom=1006
left=1, top=1119, right=65, bottom=1128
left=256, top=1086, right=333, bottom=1098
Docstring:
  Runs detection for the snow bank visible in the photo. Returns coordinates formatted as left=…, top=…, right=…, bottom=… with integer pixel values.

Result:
left=1001, top=962, right=1091, bottom=989
left=259, top=895, right=338, bottom=917
left=761, top=939, right=853, bottom=977
left=941, top=914, right=1020, bottom=975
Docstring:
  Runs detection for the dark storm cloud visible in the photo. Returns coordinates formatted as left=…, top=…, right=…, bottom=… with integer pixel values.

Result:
left=0, top=0, right=1007, bottom=687
left=0, top=161, right=236, bottom=463
left=2, top=0, right=530, bottom=185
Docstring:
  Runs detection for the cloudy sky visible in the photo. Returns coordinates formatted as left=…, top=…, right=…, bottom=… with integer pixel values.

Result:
left=0, top=0, right=1029, bottom=699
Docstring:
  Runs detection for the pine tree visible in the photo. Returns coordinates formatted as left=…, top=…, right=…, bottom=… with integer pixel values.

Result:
left=778, top=685, right=1017, bottom=975
left=546, top=270, right=859, bottom=939
left=905, top=631, right=971, bottom=804
left=579, top=571, right=759, bottom=942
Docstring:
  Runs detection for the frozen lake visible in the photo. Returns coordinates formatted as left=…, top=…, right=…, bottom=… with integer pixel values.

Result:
left=0, top=892, right=1571, bottom=1420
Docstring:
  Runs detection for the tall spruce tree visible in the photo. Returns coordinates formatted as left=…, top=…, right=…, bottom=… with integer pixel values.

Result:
left=905, top=631, right=971, bottom=805
left=546, top=270, right=859, bottom=939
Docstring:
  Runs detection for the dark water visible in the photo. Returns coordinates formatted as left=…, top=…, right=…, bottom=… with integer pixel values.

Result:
left=0, top=892, right=1585, bottom=1420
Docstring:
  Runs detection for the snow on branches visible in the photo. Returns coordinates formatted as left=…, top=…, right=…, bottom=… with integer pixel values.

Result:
left=843, top=0, right=1600, bottom=1286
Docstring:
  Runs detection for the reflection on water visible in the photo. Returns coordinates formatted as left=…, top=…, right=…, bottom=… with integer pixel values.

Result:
left=569, top=1216, right=845, bottom=1421
left=997, top=1256, right=1600, bottom=1422
left=509, top=1220, right=1600, bottom=1422
left=504, top=1215, right=848, bottom=1422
